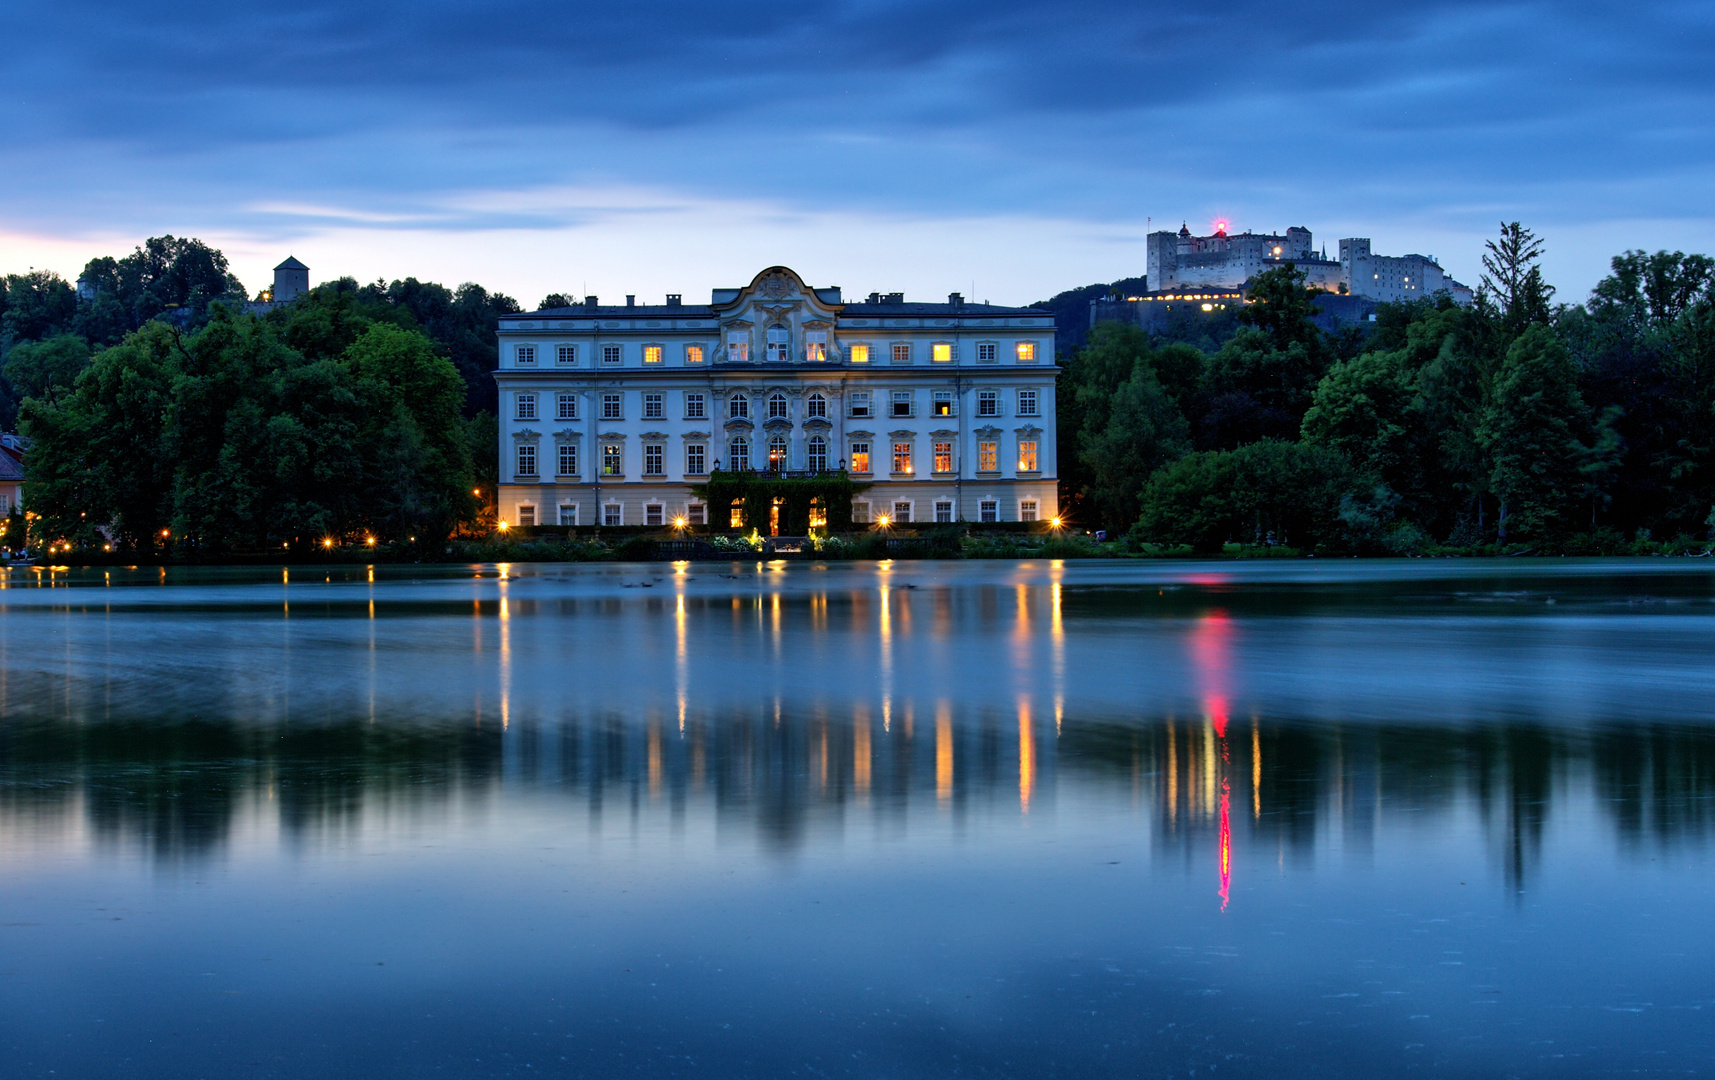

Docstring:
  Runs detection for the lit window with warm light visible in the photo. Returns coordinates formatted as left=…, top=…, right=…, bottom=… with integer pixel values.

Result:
left=685, top=344, right=705, bottom=364
left=1018, top=440, right=1038, bottom=473
left=978, top=441, right=998, bottom=472
left=602, top=443, right=623, bottom=476
left=643, top=344, right=663, bottom=364
left=931, top=342, right=952, bottom=362
left=1016, top=341, right=1037, bottom=363
left=805, top=330, right=827, bottom=362
left=850, top=442, right=871, bottom=475
left=849, top=344, right=870, bottom=364
left=933, top=441, right=953, bottom=474
left=892, top=441, right=912, bottom=475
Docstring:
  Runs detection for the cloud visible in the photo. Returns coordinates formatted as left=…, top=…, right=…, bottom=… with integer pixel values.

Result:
left=2, top=1, right=1712, bottom=298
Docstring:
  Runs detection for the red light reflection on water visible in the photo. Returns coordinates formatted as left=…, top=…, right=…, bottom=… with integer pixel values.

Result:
left=1192, top=610, right=1235, bottom=910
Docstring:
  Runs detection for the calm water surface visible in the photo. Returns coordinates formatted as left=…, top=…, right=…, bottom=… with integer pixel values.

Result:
left=1, top=558, right=1713, bottom=1078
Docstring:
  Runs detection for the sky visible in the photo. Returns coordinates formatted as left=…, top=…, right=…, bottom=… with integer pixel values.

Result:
left=2, top=0, right=1712, bottom=308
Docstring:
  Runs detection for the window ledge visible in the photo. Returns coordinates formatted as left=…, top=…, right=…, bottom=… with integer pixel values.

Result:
left=932, top=470, right=958, bottom=478
left=1015, top=470, right=1042, bottom=478
left=513, top=474, right=541, bottom=482
left=850, top=471, right=874, bottom=478
left=555, top=473, right=581, bottom=481
left=975, top=470, right=1001, bottom=477
left=889, top=472, right=916, bottom=480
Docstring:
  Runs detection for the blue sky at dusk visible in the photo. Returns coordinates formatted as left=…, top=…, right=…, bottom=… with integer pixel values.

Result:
left=3, top=1, right=1711, bottom=305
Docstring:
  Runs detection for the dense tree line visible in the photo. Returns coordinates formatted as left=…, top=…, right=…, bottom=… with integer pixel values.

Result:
left=1063, top=224, right=1715, bottom=552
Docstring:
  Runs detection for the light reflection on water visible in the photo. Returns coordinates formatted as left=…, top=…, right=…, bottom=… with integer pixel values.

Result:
left=1, top=559, right=1714, bottom=1077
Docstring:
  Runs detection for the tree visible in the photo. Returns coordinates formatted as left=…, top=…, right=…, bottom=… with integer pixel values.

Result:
left=1477, top=324, right=1592, bottom=541
left=1301, top=348, right=1419, bottom=498
left=2, top=271, right=78, bottom=345
left=1481, top=223, right=1555, bottom=335
left=1078, top=362, right=1190, bottom=529
left=70, top=237, right=247, bottom=345
left=1197, top=264, right=1334, bottom=449
left=2, top=335, right=91, bottom=406
left=1133, top=440, right=1352, bottom=553
left=540, top=294, right=578, bottom=310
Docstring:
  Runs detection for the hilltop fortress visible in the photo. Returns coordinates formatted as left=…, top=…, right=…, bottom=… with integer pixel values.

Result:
left=1145, top=224, right=1472, bottom=305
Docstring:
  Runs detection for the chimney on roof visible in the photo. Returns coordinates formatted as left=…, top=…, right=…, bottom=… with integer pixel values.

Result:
left=626, top=294, right=636, bottom=307
left=948, top=292, right=964, bottom=307
left=584, top=295, right=598, bottom=308
left=885, top=292, right=904, bottom=304
left=866, top=292, right=882, bottom=304
left=666, top=293, right=682, bottom=307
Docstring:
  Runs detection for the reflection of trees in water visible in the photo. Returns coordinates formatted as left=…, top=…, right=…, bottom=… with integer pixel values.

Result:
left=3, top=713, right=1715, bottom=875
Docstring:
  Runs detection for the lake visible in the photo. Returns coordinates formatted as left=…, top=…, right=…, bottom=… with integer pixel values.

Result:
left=1, top=558, right=1712, bottom=1078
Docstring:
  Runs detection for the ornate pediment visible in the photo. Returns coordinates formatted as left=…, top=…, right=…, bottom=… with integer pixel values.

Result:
left=511, top=427, right=541, bottom=441
left=846, top=428, right=875, bottom=439
left=929, top=428, right=959, bottom=439
left=681, top=430, right=711, bottom=440
left=974, top=424, right=1002, bottom=438
left=723, top=417, right=755, bottom=431
left=554, top=428, right=582, bottom=441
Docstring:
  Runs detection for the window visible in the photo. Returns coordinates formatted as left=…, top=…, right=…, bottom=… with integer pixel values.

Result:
left=730, top=500, right=745, bottom=528
left=556, top=344, right=576, bottom=366
left=685, top=392, right=706, bottom=419
left=850, top=344, right=871, bottom=364
left=643, top=344, right=663, bottom=365
left=602, top=393, right=622, bottom=419
left=932, top=391, right=953, bottom=416
left=935, top=500, right=954, bottom=523
left=602, top=344, right=622, bottom=366
left=644, top=443, right=664, bottom=476
left=1018, top=389, right=1039, bottom=417
left=518, top=504, right=536, bottom=526
left=809, top=497, right=827, bottom=528
left=932, top=342, right=952, bottom=363
left=891, top=343, right=912, bottom=365
left=687, top=503, right=706, bottom=525
left=1018, top=440, right=1039, bottom=472
left=727, top=331, right=750, bottom=362
left=977, top=342, right=997, bottom=363
left=805, top=330, right=827, bottom=362
left=604, top=503, right=622, bottom=527
left=1019, top=499, right=1039, bottom=522
left=558, top=504, right=578, bottom=526
left=766, top=326, right=789, bottom=362
left=729, top=394, right=749, bottom=420
left=645, top=504, right=664, bottom=526
left=729, top=437, right=749, bottom=472
left=807, top=435, right=828, bottom=472
left=980, top=499, right=998, bottom=523
left=934, top=441, right=953, bottom=473
left=556, top=392, right=577, bottom=420
left=516, top=392, right=537, bottom=420
left=557, top=443, right=578, bottom=476
left=893, top=501, right=912, bottom=523
left=685, top=344, right=705, bottom=364
left=850, top=442, right=871, bottom=474
left=891, top=391, right=913, bottom=418
left=767, top=435, right=787, bottom=471
left=852, top=501, right=871, bottom=524
left=806, top=392, right=827, bottom=419
left=849, top=391, right=871, bottom=418
left=892, top=441, right=913, bottom=475
left=768, top=392, right=788, bottom=419
left=516, top=443, right=537, bottom=477
left=516, top=344, right=536, bottom=365
left=978, top=441, right=998, bottom=472
left=1016, top=341, right=1037, bottom=363
left=977, top=390, right=998, bottom=417
left=685, top=443, right=707, bottom=475
left=602, top=443, right=623, bottom=476
left=643, top=392, right=664, bottom=419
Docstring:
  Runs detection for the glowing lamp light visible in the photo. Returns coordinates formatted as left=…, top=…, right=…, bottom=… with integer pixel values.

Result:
left=876, top=514, right=891, bottom=529
left=474, top=489, right=482, bottom=497
left=497, top=521, right=510, bottom=531
left=673, top=516, right=688, bottom=529
left=1050, top=516, right=1064, bottom=529
left=160, top=529, right=170, bottom=538
left=1201, top=303, right=1214, bottom=312
left=322, top=538, right=335, bottom=549
left=365, top=536, right=376, bottom=546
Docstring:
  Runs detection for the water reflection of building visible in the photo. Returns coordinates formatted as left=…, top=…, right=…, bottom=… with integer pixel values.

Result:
left=3, top=715, right=1714, bottom=895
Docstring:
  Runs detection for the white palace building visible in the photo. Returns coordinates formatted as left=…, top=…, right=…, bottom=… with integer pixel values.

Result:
left=494, top=266, right=1059, bottom=530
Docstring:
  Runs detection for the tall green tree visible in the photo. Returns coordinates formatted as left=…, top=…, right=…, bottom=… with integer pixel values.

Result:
left=1477, top=325, right=1593, bottom=541
left=1198, top=264, right=1333, bottom=449
left=2, top=335, right=91, bottom=406
left=1481, top=223, right=1555, bottom=335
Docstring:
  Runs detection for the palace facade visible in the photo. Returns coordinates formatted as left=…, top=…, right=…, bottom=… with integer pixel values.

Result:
left=494, top=266, right=1058, bottom=530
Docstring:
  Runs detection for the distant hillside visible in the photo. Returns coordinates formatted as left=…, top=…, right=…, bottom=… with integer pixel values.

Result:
left=1031, top=276, right=1147, bottom=354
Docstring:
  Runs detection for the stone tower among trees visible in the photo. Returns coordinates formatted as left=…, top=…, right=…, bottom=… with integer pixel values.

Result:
left=272, top=256, right=309, bottom=303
